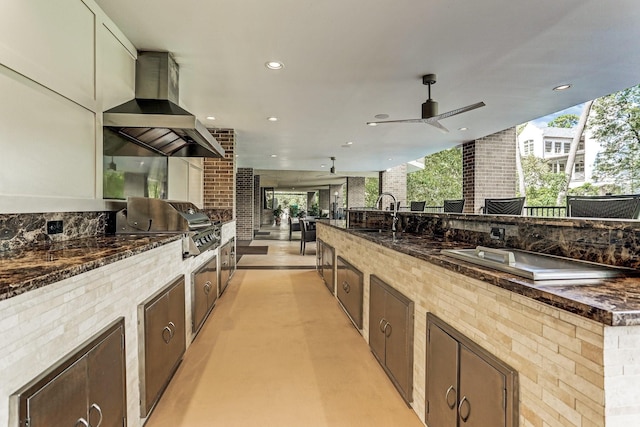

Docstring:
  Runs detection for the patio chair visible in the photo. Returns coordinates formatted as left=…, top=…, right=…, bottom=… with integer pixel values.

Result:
left=443, top=199, right=465, bottom=213
left=300, top=219, right=316, bottom=255
left=566, top=194, right=640, bottom=219
left=410, top=201, right=426, bottom=211
left=483, top=197, right=526, bottom=215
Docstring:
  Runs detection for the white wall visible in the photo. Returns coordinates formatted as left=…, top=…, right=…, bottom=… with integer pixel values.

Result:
left=0, top=0, right=195, bottom=213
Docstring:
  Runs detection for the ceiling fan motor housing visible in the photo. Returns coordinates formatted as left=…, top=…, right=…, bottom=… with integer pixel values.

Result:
left=422, top=99, right=438, bottom=119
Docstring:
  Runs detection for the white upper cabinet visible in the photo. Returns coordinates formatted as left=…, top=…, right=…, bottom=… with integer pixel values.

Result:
left=0, top=0, right=96, bottom=107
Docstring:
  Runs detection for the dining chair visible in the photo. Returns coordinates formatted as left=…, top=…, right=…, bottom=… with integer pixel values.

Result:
left=483, top=197, right=526, bottom=215
left=443, top=199, right=465, bottom=213
left=300, top=220, right=316, bottom=255
left=566, top=194, right=640, bottom=219
left=288, top=216, right=301, bottom=241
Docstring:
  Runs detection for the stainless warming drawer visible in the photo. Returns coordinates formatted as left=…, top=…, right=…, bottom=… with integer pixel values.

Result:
left=441, top=246, right=628, bottom=281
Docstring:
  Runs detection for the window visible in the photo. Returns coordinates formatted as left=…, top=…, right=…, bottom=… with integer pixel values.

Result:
left=563, top=142, right=570, bottom=153
left=578, top=140, right=585, bottom=151
left=545, top=141, right=552, bottom=153
left=554, top=142, right=562, bottom=154
left=575, top=161, right=585, bottom=173
left=522, top=139, right=534, bottom=155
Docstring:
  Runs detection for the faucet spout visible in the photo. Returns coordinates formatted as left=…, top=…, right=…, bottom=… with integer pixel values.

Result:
left=375, top=192, right=398, bottom=233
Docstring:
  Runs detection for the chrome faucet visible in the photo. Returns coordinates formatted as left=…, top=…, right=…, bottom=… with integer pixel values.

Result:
left=375, top=192, right=398, bottom=238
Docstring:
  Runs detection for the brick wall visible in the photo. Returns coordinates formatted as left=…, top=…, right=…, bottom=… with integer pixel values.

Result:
left=347, top=177, right=365, bottom=208
left=236, top=168, right=254, bottom=240
left=463, top=128, right=517, bottom=213
left=379, top=164, right=407, bottom=208
left=203, top=129, right=235, bottom=221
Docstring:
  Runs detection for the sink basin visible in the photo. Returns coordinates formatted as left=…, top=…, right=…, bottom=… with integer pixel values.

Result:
left=441, top=246, right=628, bottom=281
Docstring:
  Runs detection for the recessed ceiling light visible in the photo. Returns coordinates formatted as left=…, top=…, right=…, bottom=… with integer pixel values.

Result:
left=270, top=154, right=277, bottom=158
left=265, top=61, right=284, bottom=70
left=321, top=164, right=326, bottom=168
left=388, top=158, right=393, bottom=161
left=458, top=127, right=468, bottom=131
left=267, top=116, right=278, bottom=122
left=367, top=122, right=378, bottom=127
left=206, top=116, right=216, bottom=120
left=346, top=141, right=353, bottom=145
left=553, top=84, right=572, bottom=91
left=374, top=114, right=389, bottom=119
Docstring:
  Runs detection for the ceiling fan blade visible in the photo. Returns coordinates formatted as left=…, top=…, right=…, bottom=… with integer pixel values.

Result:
left=366, top=101, right=485, bottom=128
left=432, top=101, right=485, bottom=120
left=426, top=119, right=449, bottom=133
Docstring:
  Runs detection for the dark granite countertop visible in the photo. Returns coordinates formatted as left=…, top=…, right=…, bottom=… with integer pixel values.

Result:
left=0, top=234, right=183, bottom=301
left=319, top=222, right=640, bottom=326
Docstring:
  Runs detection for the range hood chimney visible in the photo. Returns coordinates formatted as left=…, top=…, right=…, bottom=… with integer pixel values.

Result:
left=103, top=51, right=225, bottom=158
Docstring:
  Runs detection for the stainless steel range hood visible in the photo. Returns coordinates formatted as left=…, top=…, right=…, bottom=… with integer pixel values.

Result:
left=103, top=51, right=224, bottom=158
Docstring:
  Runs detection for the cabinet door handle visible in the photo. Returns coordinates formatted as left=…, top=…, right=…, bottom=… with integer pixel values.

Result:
left=74, top=418, right=89, bottom=427
left=162, top=326, right=172, bottom=344
left=168, top=321, right=176, bottom=338
left=204, top=281, right=211, bottom=294
left=379, top=318, right=387, bottom=333
left=445, top=385, right=457, bottom=409
left=384, top=322, right=392, bottom=337
left=342, top=281, right=350, bottom=293
left=458, top=396, right=471, bottom=422
left=89, top=403, right=103, bottom=427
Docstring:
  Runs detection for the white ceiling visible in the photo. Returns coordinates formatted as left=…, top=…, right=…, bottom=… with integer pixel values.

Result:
left=95, top=0, right=640, bottom=190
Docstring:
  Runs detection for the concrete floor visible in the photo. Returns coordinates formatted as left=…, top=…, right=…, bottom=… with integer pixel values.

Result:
left=144, top=231, right=423, bottom=427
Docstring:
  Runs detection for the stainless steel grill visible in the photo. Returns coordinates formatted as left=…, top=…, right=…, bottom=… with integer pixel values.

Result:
left=115, top=197, right=220, bottom=257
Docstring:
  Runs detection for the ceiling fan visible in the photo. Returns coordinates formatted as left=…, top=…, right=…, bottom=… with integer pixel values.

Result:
left=366, top=74, right=485, bottom=133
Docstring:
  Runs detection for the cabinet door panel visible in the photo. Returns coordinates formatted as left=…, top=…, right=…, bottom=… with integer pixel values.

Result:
left=143, top=293, right=171, bottom=413
left=168, top=279, right=186, bottom=366
left=27, top=357, right=88, bottom=427
left=368, top=278, right=386, bottom=362
left=384, top=291, right=413, bottom=402
left=87, top=325, right=125, bottom=427
left=459, top=344, right=507, bottom=427
left=426, top=324, right=459, bottom=427
left=347, top=267, right=363, bottom=329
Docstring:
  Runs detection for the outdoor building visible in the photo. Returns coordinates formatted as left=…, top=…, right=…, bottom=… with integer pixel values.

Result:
left=517, top=122, right=605, bottom=188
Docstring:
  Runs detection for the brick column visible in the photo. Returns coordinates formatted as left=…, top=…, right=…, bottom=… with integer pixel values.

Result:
left=236, top=168, right=254, bottom=241
left=462, top=127, right=517, bottom=213
left=254, top=175, right=261, bottom=234
left=346, top=177, right=365, bottom=209
left=318, top=189, right=330, bottom=217
left=379, top=164, right=407, bottom=208
left=307, top=192, right=316, bottom=214
left=203, top=129, right=235, bottom=221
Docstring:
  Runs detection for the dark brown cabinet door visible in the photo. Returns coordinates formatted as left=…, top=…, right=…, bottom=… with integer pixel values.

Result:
left=86, top=324, right=126, bottom=427
left=321, top=243, right=335, bottom=294
left=141, top=277, right=186, bottom=417
left=368, top=278, right=386, bottom=362
left=426, top=323, right=459, bottom=427
left=383, top=288, right=413, bottom=403
left=459, top=344, right=507, bottom=427
left=192, top=255, right=217, bottom=334
left=19, top=320, right=126, bottom=427
left=369, top=276, right=414, bottom=404
left=336, top=257, right=363, bottom=329
left=26, top=358, right=88, bottom=427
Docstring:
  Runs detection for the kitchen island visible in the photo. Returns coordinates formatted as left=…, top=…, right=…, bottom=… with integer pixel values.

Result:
left=317, top=217, right=640, bottom=427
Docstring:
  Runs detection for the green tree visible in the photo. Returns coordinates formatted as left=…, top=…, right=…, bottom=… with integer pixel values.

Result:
left=365, top=177, right=379, bottom=207
left=520, top=155, right=566, bottom=205
left=589, top=84, right=640, bottom=193
left=407, top=147, right=462, bottom=206
left=548, top=114, right=579, bottom=128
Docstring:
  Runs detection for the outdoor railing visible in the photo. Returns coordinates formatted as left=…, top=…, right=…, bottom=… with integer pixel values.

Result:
left=524, top=206, right=567, bottom=217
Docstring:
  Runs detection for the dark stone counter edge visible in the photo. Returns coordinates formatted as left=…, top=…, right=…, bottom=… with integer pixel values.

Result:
left=318, top=222, right=640, bottom=327
left=0, top=234, right=183, bottom=301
